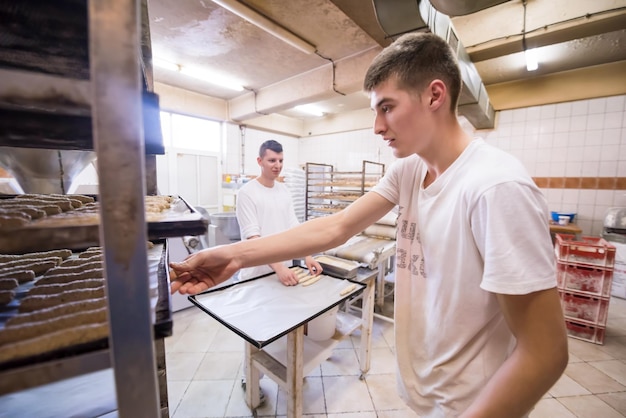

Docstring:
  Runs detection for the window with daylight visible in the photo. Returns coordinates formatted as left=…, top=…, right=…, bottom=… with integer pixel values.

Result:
left=159, top=111, right=221, bottom=152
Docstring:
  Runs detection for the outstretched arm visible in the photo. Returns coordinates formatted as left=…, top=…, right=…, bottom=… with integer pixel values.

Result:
left=170, top=191, right=394, bottom=294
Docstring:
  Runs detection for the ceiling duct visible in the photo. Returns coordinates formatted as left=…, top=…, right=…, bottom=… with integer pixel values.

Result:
left=371, top=0, right=496, bottom=129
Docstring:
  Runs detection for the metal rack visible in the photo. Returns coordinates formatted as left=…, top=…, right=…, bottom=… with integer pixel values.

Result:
left=304, top=161, right=385, bottom=220
left=0, top=1, right=179, bottom=417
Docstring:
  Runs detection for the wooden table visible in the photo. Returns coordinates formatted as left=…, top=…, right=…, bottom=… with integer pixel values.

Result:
left=549, top=222, right=583, bottom=243
left=189, top=269, right=376, bottom=418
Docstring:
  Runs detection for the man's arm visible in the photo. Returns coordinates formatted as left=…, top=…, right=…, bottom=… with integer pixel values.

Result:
left=461, top=288, right=568, bottom=417
left=171, top=191, right=395, bottom=294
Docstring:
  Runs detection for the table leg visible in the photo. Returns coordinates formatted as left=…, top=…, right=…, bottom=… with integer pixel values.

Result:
left=244, top=343, right=263, bottom=409
left=359, top=276, right=374, bottom=378
left=286, top=327, right=304, bottom=418
left=376, top=263, right=385, bottom=308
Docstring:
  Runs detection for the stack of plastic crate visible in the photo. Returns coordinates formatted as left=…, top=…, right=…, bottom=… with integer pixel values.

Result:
left=554, top=234, right=616, bottom=344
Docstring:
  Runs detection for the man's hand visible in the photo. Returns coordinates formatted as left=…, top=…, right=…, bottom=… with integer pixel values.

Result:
left=304, top=256, right=323, bottom=277
left=274, top=265, right=299, bottom=286
left=169, top=246, right=241, bottom=295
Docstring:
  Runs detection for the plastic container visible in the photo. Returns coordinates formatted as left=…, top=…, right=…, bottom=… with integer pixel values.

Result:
left=565, top=320, right=605, bottom=345
left=306, top=306, right=338, bottom=341
left=558, top=215, right=570, bottom=225
left=554, top=234, right=616, bottom=269
left=551, top=211, right=576, bottom=223
left=558, top=291, right=609, bottom=326
left=556, top=262, right=613, bottom=298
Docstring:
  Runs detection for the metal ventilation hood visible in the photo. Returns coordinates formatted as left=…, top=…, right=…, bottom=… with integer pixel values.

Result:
left=372, top=0, right=496, bottom=129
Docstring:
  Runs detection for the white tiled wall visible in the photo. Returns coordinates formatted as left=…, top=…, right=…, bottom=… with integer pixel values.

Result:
left=480, top=95, right=626, bottom=236
left=223, top=94, right=626, bottom=237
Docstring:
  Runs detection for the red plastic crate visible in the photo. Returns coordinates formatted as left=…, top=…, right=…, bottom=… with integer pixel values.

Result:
left=559, top=291, right=609, bottom=326
left=565, top=320, right=605, bottom=345
left=556, top=262, right=613, bottom=298
left=554, top=234, right=616, bottom=269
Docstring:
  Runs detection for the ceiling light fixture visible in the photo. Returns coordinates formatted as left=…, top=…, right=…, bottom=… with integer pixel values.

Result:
left=525, top=48, right=538, bottom=71
left=210, top=0, right=316, bottom=55
left=153, top=58, right=244, bottom=92
left=153, top=58, right=180, bottom=72
left=294, top=104, right=325, bottom=117
left=522, top=0, right=538, bottom=72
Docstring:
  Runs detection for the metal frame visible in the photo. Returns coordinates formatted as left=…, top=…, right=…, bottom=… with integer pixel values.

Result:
left=89, top=0, right=160, bottom=416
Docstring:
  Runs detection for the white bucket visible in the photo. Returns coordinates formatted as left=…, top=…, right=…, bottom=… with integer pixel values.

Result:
left=307, top=306, right=338, bottom=341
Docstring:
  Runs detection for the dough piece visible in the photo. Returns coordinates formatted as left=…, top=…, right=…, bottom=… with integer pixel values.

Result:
left=6, top=298, right=107, bottom=327
left=0, top=322, right=109, bottom=364
left=0, top=207, right=46, bottom=219
left=8, top=197, right=75, bottom=211
left=19, top=287, right=106, bottom=312
left=0, top=307, right=107, bottom=346
left=0, top=249, right=72, bottom=263
left=64, top=194, right=95, bottom=204
left=35, top=268, right=104, bottom=286
left=0, top=278, right=19, bottom=290
left=0, top=201, right=62, bottom=216
left=44, top=261, right=103, bottom=277
left=298, top=274, right=313, bottom=283
left=301, top=275, right=323, bottom=287
left=0, top=290, right=15, bottom=305
left=339, top=283, right=357, bottom=296
left=0, top=260, right=58, bottom=277
left=28, top=279, right=105, bottom=296
left=0, top=269, right=36, bottom=283
left=0, top=209, right=31, bottom=222
left=78, top=248, right=103, bottom=258
left=59, top=254, right=102, bottom=267
left=0, top=256, right=62, bottom=271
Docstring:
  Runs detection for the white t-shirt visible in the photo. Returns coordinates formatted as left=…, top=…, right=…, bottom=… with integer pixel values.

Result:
left=372, top=138, right=556, bottom=417
left=236, top=179, right=300, bottom=281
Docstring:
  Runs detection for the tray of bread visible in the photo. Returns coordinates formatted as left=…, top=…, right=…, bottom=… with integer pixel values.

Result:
left=0, top=241, right=172, bottom=373
left=0, top=194, right=207, bottom=253
left=313, top=254, right=361, bottom=279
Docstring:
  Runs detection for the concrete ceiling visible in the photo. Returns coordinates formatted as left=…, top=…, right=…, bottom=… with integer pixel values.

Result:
left=147, top=0, right=626, bottom=124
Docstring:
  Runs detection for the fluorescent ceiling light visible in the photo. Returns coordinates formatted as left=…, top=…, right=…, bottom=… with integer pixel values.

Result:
left=294, top=104, right=325, bottom=117
left=180, top=66, right=244, bottom=92
left=153, top=58, right=244, bottom=92
left=153, top=58, right=179, bottom=72
left=211, top=0, right=316, bottom=55
left=525, top=48, right=538, bottom=71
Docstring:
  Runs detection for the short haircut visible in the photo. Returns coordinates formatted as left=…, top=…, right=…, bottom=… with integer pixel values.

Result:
left=259, top=140, right=283, bottom=158
left=363, top=32, right=462, bottom=112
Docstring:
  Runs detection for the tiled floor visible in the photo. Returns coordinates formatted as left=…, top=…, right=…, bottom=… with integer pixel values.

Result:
left=165, top=296, right=626, bottom=418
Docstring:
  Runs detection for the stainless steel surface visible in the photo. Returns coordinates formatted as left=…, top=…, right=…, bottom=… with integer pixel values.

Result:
left=209, top=211, right=241, bottom=241
left=604, top=207, right=626, bottom=230
left=89, top=0, right=160, bottom=416
left=0, top=147, right=96, bottom=194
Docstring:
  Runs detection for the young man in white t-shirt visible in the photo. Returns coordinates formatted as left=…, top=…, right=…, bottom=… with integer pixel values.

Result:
left=171, top=33, right=568, bottom=417
left=236, top=139, right=322, bottom=283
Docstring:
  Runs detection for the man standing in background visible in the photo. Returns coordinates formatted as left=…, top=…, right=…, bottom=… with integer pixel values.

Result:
left=235, top=139, right=322, bottom=284
left=235, top=139, right=322, bottom=399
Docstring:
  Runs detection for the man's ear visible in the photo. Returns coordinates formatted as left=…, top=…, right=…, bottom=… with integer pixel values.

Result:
left=428, top=79, right=446, bottom=110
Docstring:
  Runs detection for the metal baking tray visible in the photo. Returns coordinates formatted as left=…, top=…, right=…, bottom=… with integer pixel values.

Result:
left=188, top=272, right=365, bottom=349
left=314, top=254, right=361, bottom=279
left=0, top=195, right=207, bottom=254
left=0, top=241, right=172, bottom=382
